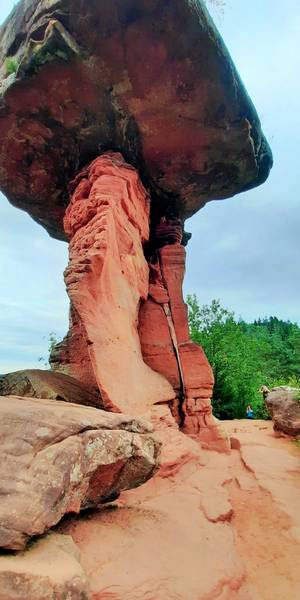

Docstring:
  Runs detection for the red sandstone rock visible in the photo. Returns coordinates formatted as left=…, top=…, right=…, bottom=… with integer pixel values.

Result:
left=50, top=305, right=99, bottom=391
left=0, top=0, right=272, bottom=240
left=265, top=386, right=300, bottom=438
left=55, top=418, right=300, bottom=600
left=64, top=152, right=175, bottom=414
left=139, top=236, right=229, bottom=451
left=0, top=368, right=102, bottom=407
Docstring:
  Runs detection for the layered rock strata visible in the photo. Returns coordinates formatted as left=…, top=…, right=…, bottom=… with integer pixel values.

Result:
left=59, top=153, right=228, bottom=449
left=0, top=368, right=102, bottom=407
left=50, top=305, right=100, bottom=392
left=139, top=219, right=229, bottom=451
left=0, top=395, right=159, bottom=550
left=0, top=0, right=272, bottom=241
left=63, top=152, right=175, bottom=414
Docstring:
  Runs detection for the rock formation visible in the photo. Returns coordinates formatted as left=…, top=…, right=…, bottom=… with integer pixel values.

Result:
left=0, top=395, right=159, bottom=550
left=0, top=369, right=102, bottom=407
left=0, top=534, right=90, bottom=600
left=0, top=0, right=272, bottom=239
left=46, top=151, right=226, bottom=448
left=139, top=218, right=228, bottom=450
left=63, top=152, right=175, bottom=414
left=0, top=2, right=276, bottom=596
left=59, top=418, right=300, bottom=599
left=0, top=0, right=273, bottom=452
left=265, top=386, right=300, bottom=438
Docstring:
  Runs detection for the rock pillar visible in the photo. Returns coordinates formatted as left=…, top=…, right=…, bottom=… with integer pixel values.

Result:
left=55, top=152, right=228, bottom=450
left=139, top=218, right=229, bottom=451
left=62, top=152, right=175, bottom=414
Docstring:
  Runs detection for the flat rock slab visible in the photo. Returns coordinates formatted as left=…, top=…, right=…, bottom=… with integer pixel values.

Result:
left=60, top=417, right=300, bottom=599
left=0, top=369, right=102, bottom=407
left=0, top=0, right=272, bottom=239
left=0, top=395, right=159, bottom=550
left=0, top=533, right=90, bottom=600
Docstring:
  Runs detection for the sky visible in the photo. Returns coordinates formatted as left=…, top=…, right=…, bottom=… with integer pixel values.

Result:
left=0, top=0, right=299, bottom=372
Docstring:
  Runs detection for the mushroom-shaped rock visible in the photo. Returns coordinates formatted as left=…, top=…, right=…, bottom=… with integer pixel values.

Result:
left=0, top=1, right=272, bottom=450
left=0, top=0, right=272, bottom=239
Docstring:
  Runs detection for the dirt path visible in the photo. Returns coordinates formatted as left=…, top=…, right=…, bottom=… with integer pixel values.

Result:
left=60, top=418, right=300, bottom=600
left=225, top=420, right=300, bottom=600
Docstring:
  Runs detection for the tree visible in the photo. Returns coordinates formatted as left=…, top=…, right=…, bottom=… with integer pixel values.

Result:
left=187, top=296, right=270, bottom=419
left=38, top=332, right=59, bottom=368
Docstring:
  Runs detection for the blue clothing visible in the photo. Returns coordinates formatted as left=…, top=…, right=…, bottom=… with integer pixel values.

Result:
left=246, top=409, right=254, bottom=419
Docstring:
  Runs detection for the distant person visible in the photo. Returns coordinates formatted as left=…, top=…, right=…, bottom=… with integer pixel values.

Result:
left=246, top=404, right=254, bottom=419
left=260, top=385, right=271, bottom=401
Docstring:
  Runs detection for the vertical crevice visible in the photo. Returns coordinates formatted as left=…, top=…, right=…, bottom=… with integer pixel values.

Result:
left=162, top=300, right=186, bottom=427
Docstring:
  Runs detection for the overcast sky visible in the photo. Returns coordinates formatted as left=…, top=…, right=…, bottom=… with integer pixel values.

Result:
left=0, top=0, right=299, bottom=372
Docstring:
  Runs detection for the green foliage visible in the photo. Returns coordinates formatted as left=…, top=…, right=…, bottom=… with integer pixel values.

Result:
left=4, top=57, right=19, bottom=76
left=187, top=295, right=300, bottom=420
left=38, top=332, right=58, bottom=368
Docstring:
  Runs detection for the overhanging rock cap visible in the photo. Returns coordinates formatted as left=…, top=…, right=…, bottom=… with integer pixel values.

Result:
left=0, top=0, right=273, bottom=239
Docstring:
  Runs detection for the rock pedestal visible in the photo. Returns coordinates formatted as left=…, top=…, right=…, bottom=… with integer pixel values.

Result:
left=63, top=152, right=175, bottom=414
left=48, top=152, right=227, bottom=449
left=139, top=229, right=229, bottom=452
left=53, top=153, right=228, bottom=450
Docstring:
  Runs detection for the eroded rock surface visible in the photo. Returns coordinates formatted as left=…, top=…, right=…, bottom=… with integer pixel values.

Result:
left=139, top=229, right=229, bottom=451
left=50, top=304, right=99, bottom=391
left=0, top=395, right=159, bottom=550
left=58, top=152, right=228, bottom=448
left=265, top=386, right=300, bottom=438
left=0, top=0, right=272, bottom=239
left=60, top=418, right=300, bottom=600
left=63, top=152, right=175, bottom=413
left=0, top=369, right=102, bottom=407
left=0, top=533, right=90, bottom=600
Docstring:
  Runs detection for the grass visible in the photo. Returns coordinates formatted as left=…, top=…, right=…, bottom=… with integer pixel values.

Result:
left=4, top=57, right=19, bottom=76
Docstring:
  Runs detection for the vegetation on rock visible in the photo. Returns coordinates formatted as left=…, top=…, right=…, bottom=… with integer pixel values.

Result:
left=187, top=295, right=300, bottom=419
left=4, top=56, right=19, bottom=76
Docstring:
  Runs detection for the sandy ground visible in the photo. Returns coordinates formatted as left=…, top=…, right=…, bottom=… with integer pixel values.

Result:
left=59, top=419, right=300, bottom=600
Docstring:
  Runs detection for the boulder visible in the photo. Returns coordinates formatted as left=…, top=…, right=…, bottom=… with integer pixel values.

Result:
left=0, top=0, right=272, bottom=240
left=265, top=386, right=300, bottom=437
left=0, top=533, right=90, bottom=600
left=0, top=369, right=102, bottom=407
left=0, top=395, right=159, bottom=550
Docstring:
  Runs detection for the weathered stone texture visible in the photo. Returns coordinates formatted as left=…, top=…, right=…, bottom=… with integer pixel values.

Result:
left=265, top=386, right=300, bottom=438
left=63, top=152, right=175, bottom=414
left=0, top=534, right=90, bottom=600
left=0, top=0, right=272, bottom=239
left=0, top=395, right=159, bottom=550
left=0, top=368, right=102, bottom=407
left=50, top=304, right=100, bottom=391
left=139, top=238, right=229, bottom=451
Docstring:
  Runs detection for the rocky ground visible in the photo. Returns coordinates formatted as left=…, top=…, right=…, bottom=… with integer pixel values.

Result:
left=56, top=417, right=300, bottom=600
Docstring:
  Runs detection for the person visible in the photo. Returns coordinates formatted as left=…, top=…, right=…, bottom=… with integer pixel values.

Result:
left=260, top=385, right=271, bottom=401
left=246, top=404, right=254, bottom=419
